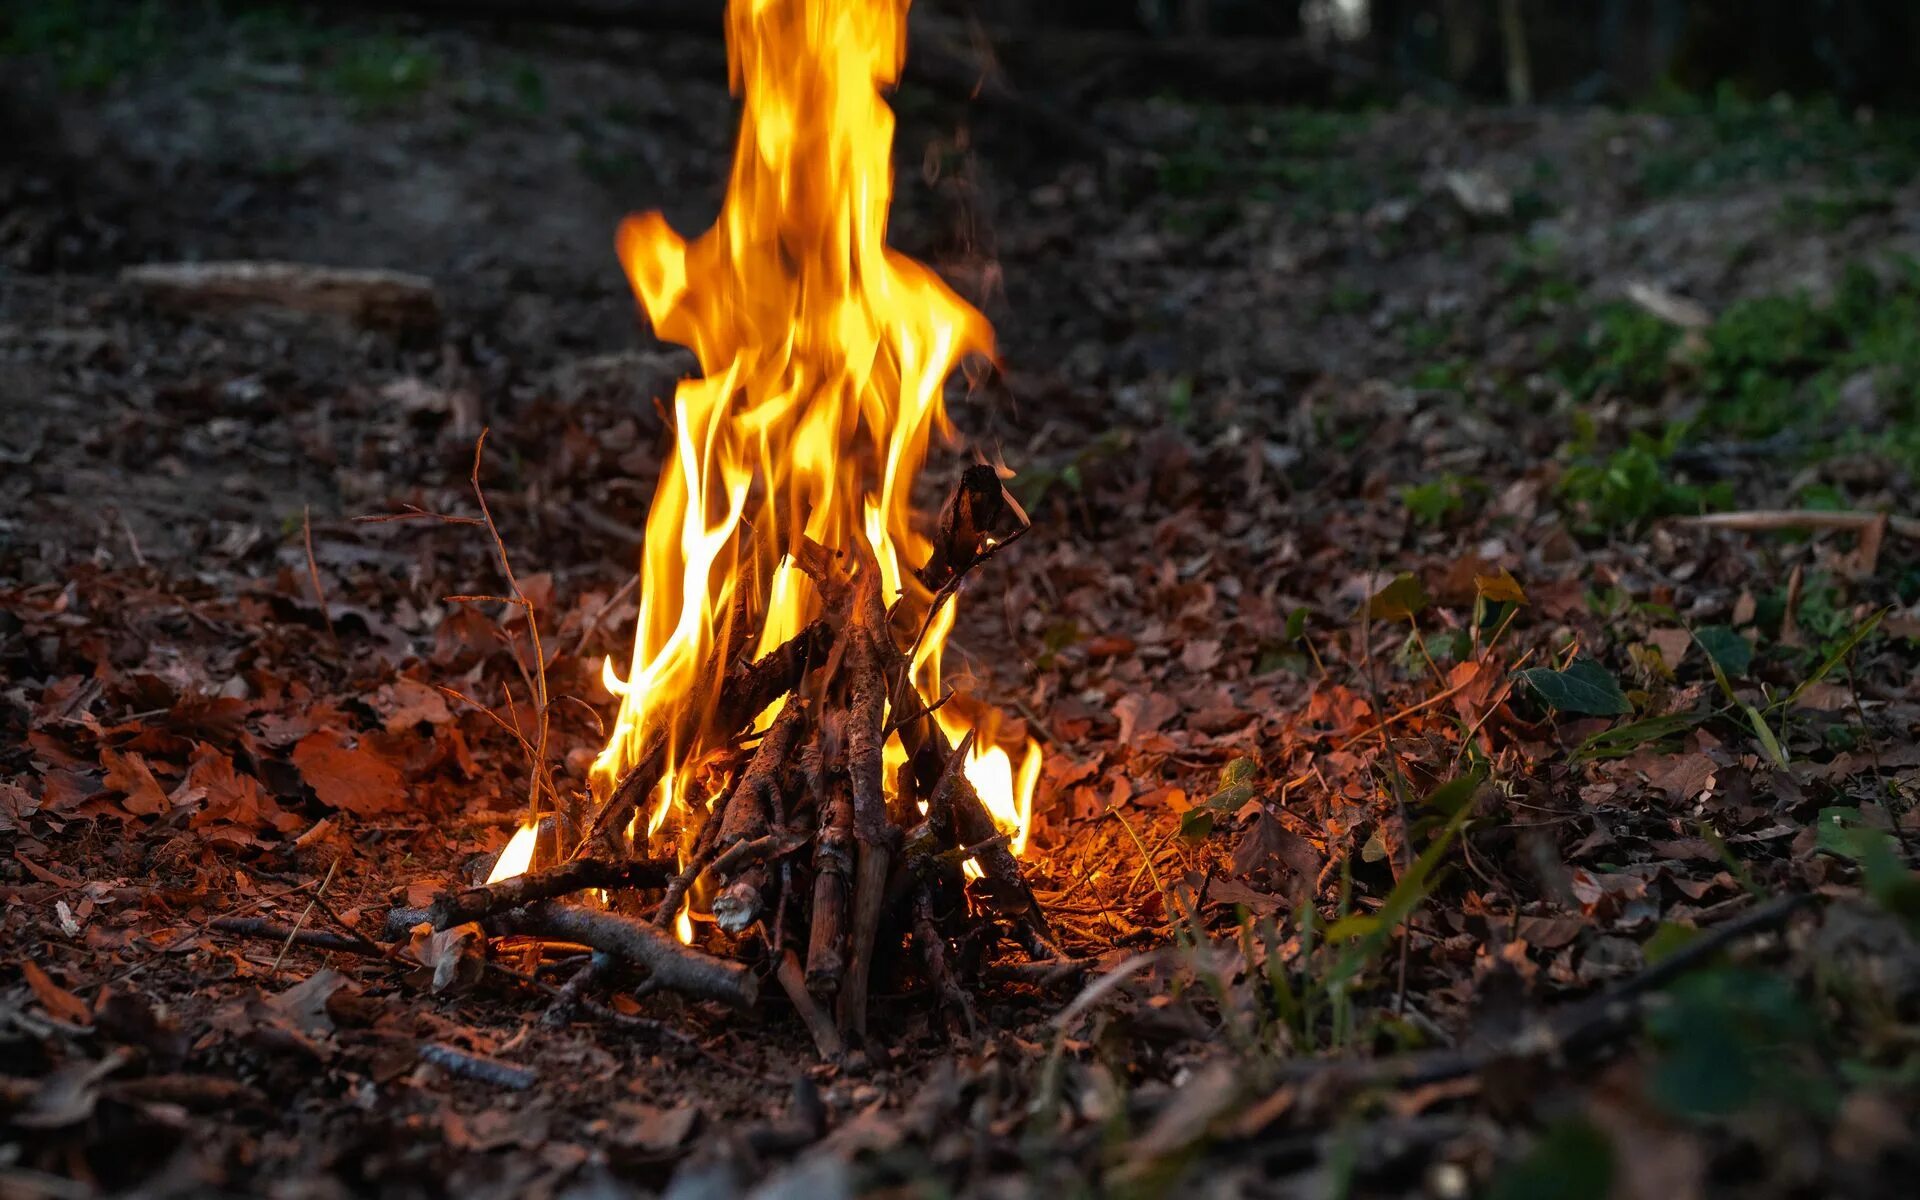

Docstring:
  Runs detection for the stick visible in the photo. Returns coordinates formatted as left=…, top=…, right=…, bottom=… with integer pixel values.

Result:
left=417, top=1042, right=537, bottom=1091
left=210, top=916, right=382, bottom=957
left=1672, top=509, right=1920, bottom=540
left=427, top=857, right=675, bottom=929
left=837, top=564, right=894, bottom=1041
left=806, top=780, right=854, bottom=994
left=776, top=949, right=843, bottom=1060
left=585, top=620, right=829, bottom=851
left=912, top=887, right=975, bottom=1037
left=541, top=952, right=611, bottom=1029
left=493, top=902, right=759, bottom=1009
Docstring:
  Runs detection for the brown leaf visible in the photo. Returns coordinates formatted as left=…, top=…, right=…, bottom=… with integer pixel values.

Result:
left=292, top=730, right=407, bottom=815
left=1231, top=811, right=1321, bottom=883
left=1112, top=691, right=1178, bottom=743
left=1647, top=753, right=1717, bottom=802
left=99, top=747, right=169, bottom=816
left=1568, top=868, right=1648, bottom=918
left=187, top=744, right=302, bottom=834
left=21, top=960, right=92, bottom=1025
left=373, top=678, right=454, bottom=733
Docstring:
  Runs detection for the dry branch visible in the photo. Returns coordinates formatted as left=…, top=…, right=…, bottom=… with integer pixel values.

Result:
left=776, top=949, right=843, bottom=1060
left=837, top=563, right=895, bottom=1039
left=1672, top=509, right=1920, bottom=540
left=427, top=857, right=675, bottom=929
left=492, top=902, right=758, bottom=1009
left=585, top=620, right=830, bottom=852
left=210, top=916, right=383, bottom=957
left=418, top=1042, right=538, bottom=1091
left=805, top=780, right=854, bottom=994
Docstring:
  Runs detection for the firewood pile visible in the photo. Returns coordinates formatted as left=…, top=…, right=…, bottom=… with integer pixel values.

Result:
left=383, top=465, right=1061, bottom=1058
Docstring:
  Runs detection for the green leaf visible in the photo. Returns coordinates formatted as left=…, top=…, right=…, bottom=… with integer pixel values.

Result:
left=1571, top=712, right=1704, bottom=762
left=1743, top=703, right=1788, bottom=766
left=1205, top=757, right=1259, bottom=811
left=1178, top=807, right=1216, bottom=844
left=1364, top=572, right=1428, bottom=623
left=1516, top=659, right=1632, bottom=715
left=1692, top=625, right=1752, bottom=678
left=1817, top=808, right=1920, bottom=927
left=1421, top=770, right=1484, bottom=817
left=1489, top=1120, right=1613, bottom=1200
left=1285, top=606, right=1309, bottom=642
left=1642, top=921, right=1703, bottom=966
left=1785, top=607, right=1886, bottom=708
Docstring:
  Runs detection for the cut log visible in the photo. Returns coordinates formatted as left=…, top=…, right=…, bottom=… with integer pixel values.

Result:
left=120, top=261, right=440, bottom=331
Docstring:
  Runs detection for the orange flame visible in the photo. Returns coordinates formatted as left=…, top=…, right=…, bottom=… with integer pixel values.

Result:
left=485, top=822, right=539, bottom=885
left=592, top=0, right=1037, bottom=871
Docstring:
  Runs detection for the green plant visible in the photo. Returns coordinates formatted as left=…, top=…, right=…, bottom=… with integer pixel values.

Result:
left=1398, top=474, right=1472, bottom=526
left=2, top=0, right=173, bottom=90
left=1556, top=422, right=1731, bottom=531
left=326, top=34, right=441, bottom=111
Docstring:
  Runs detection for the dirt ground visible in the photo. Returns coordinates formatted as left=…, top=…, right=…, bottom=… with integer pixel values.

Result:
left=4, top=6, right=1920, bottom=1199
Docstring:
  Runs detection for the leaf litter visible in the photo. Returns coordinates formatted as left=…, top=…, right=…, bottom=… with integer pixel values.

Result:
left=2, top=11, right=1919, bottom=1199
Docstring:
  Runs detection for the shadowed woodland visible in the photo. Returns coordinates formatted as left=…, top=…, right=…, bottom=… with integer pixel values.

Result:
left=3, top=1, right=1919, bottom=1197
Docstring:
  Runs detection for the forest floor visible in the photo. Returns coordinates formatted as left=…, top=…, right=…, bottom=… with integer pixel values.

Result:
left=4, top=5, right=1920, bottom=1198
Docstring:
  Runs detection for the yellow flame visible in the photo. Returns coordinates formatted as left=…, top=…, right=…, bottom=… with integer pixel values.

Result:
left=485, top=822, right=539, bottom=885
left=591, top=0, right=1040, bottom=875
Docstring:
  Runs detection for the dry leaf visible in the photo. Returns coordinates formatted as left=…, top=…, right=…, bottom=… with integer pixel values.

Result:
left=21, top=960, right=92, bottom=1025
left=293, top=730, right=407, bottom=815
left=99, top=747, right=169, bottom=816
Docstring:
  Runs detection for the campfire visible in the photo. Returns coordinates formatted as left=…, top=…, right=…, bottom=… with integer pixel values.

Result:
left=394, top=0, right=1057, bottom=1055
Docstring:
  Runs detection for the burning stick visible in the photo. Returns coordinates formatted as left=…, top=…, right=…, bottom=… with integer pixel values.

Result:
left=427, top=857, right=676, bottom=929
left=836, top=561, right=895, bottom=1040
left=584, top=620, right=830, bottom=854
left=710, top=701, right=806, bottom=933
left=804, top=778, right=854, bottom=994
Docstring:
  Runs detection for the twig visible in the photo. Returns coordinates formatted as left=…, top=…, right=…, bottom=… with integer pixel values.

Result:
left=211, top=916, right=382, bottom=957
left=776, top=949, right=844, bottom=1059
left=417, top=1042, right=538, bottom=1091
left=302, top=505, right=338, bottom=646
left=427, top=857, right=676, bottom=929
left=469, top=429, right=552, bottom=831
left=271, top=857, right=342, bottom=974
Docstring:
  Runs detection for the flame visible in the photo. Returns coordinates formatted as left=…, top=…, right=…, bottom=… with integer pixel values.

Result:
left=486, top=822, right=539, bottom=885
left=591, top=0, right=1039, bottom=878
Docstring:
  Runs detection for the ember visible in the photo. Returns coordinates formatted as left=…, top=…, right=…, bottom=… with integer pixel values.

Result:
left=411, top=0, right=1058, bottom=1052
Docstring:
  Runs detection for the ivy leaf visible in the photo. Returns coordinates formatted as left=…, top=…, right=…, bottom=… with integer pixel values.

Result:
left=1473, top=568, right=1528, bottom=606
left=1178, top=808, right=1215, bottom=844
left=1515, top=660, right=1631, bottom=716
left=1205, top=757, right=1259, bottom=811
left=1692, top=625, right=1753, bottom=678
left=1364, top=573, right=1428, bottom=622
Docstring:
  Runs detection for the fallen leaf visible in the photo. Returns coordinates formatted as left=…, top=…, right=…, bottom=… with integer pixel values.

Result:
left=292, top=730, right=407, bottom=814
left=99, top=747, right=169, bottom=816
left=1112, top=692, right=1178, bottom=743
left=21, top=960, right=92, bottom=1025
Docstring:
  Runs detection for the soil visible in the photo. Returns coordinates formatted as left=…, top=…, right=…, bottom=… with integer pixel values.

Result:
left=3, top=6, right=1919, bottom=1199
